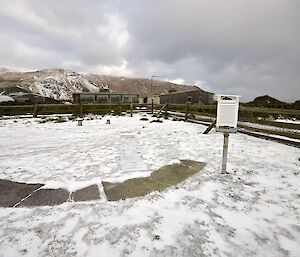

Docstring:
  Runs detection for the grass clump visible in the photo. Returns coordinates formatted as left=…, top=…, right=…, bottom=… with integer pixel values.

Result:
left=68, top=115, right=77, bottom=121
left=55, top=116, right=67, bottom=123
left=150, top=119, right=163, bottom=123
left=37, top=116, right=67, bottom=123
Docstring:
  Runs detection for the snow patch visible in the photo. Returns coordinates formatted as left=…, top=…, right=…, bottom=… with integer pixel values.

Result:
left=0, top=95, right=14, bottom=102
left=42, top=180, right=100, bottom=192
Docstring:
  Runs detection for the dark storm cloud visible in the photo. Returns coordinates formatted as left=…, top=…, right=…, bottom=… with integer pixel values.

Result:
left=121, top=0, right=300, bottom=101
left=0, top=0, right=299, bottom=101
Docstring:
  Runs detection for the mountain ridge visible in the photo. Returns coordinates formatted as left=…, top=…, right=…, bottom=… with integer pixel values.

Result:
left=0, top=68, right=205, bottom=101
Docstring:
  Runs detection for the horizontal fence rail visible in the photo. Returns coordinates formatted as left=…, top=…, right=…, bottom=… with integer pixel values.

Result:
left=1, top=103, right=299, bottom=121
left=0, top=103, right=148, bottom=117
left=157, top=107, right=300, bottom=148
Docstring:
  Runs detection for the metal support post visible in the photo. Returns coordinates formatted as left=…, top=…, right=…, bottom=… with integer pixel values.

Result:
left=221, top=132, right=229, bottom=174
left=33, top=103, right=38, bottom=118
left=79, top=103, right=83, bottom=117
left=150, top=75, right=159, bottom=114
left=151, top=98, right=154, bottom=114
left=185, top=102, right=189, bottom=121
left=164, top=104, right=168, bottom=119
left=130, top=98, right=133, bottom=117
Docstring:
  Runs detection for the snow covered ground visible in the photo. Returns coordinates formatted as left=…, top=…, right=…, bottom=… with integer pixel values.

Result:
left=0, top=114, right=299, bottom=257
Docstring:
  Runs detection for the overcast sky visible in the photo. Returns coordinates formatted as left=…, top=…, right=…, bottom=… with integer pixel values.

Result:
left=0, top=0, right=299, bottom=102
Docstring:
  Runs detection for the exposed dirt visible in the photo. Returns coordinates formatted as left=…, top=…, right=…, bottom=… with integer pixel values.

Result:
left=19, top=188, right=70, bottom=207
left=1, top=160, right=205, bottom=206
left=102, top=160, right=206, bottom=201
left=0, top=179, right=100, bottom=207
left=0, top=179, right=43, bottom=207
left=71, top=185, right=100, bottom=202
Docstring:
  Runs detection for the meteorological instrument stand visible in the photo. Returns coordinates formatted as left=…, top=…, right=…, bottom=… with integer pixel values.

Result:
left=221, top=132, right=229, bottom=174
left=215, top=94, right=241, bottom=174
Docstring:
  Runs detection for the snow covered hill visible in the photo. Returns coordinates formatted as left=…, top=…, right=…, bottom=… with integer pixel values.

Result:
left=87, top=74, right=200, bottom=97
left=29, top=69, right=101, bottom=100
left=0, top=69, right=103, bottom=101
left=0, top=67, right=18, bottom=75
left=0, top=67, right=204, bottom=101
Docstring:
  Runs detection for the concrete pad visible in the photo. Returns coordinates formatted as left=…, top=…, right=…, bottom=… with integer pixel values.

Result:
left=102, top=160, right=206, bottom=201
left=18, top=188, right=70, bottom=207
left=0, top=179, right=43, bottom=207
left=72, top=185, right=100, bottom=202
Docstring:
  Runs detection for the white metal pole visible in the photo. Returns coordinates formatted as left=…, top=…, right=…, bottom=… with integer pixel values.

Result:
left=150, top=76, right=153, bottom=114
left=221, top=132, right=229, bottom=174
left=130, top=97, right=133, bottom=117
left=150, top=75, right=160, bottom=114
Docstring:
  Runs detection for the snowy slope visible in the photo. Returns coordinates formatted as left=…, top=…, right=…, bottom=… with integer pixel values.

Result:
left=0, top=68, right=204, bottom=101
left=0, top=67, right=18, bottom=75
left=28, top=69, right=101, bottom=100
left=0, top=115, right=299, bottom=257
left=0, top=69, right=103, bottom=101
left=87, top=73, right=200, bottom=97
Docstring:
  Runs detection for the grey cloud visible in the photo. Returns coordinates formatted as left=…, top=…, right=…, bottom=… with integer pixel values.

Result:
left=121, top=0, right=300, bottom=101
left=0, top=0, right=299, bottom=101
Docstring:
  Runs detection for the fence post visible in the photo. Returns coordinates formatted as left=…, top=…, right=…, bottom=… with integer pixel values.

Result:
left=164, top=104, right=168, bottom=119
left=249, top=111, right=254, bottom=122
left=33, top=103, right=38, bottom=118
left=203, top=120, right=216, bottom=134
left=185, top=102, right=189, bottom=121
left=119, top=103, right=122, bottom=116
left=130, top=99, right=133, bottom=117
left=79, top=103, right=83, bottom=117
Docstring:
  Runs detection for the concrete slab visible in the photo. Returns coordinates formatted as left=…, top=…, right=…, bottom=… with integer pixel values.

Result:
left=72, top=185, right=100, bottom=202
left=18, top=188, right=70, bottom=207
left=0, top=179, right=43, bottom=207
left=102, top=160, right=206, bottom=201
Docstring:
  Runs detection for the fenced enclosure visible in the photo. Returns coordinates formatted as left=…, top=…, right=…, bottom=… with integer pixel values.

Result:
left=161, top=104, right=300, bottom=147
left=0, top=102, right=299, bottom=146
left=0, top=103, right=141, bottom=117
left=165, top=104, right=300, bottom=121
left=1, top=103, right=300, bottom=121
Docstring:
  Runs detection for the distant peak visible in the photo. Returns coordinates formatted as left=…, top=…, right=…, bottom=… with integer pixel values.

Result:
left=0, top=67, right=17, bottom=74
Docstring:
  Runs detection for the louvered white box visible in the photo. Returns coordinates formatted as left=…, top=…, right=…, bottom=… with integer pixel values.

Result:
left=216, top=95, right=240, bottom=133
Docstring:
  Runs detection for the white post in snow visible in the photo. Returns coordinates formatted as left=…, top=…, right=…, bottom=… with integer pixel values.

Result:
left=221, top=132, right=229, bottom=174
left=216, top=94, right=241, bottom=175
left=77, top=118, right=83, bottom=126
left=130, top=97, right=133, bottom=117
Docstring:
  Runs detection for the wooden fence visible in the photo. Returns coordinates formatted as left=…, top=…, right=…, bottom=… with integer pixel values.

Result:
left=1, top=103, right=299, bottom=122
left=0, top=103, right=141, bottom=117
